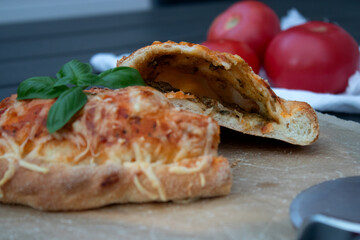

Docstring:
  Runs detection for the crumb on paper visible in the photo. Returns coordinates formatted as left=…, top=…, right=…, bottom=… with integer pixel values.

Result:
left=231, top=159, right=241, bottom=168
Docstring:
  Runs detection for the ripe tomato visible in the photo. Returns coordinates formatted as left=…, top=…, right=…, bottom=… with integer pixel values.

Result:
left=264, top=21, right=360, bottom=93
left=201, top=39, right=260, bottom=73
left=207, top=1, right=281, bottom=61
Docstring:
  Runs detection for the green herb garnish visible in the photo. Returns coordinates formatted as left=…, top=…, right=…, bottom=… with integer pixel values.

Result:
left=17, top=60, right=145, bottom=133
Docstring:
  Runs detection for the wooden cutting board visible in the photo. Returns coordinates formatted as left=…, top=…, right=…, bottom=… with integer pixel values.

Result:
left=0, top=113, right=359, bottom=240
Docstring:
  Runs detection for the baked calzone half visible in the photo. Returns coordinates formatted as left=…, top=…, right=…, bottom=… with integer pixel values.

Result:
left=117, top=41, right=319, bottom=145
left=0, top=86, right=231, bottom=211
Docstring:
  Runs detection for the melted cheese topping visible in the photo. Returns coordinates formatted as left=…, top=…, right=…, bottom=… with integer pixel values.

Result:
left=0, top=156, right=15, bottom=198
left=0, top=87, right=220, bottom=199
left=133, top=175, right=157, bottom=199
left=0, top=133, right=49, bottom=198
left=169, top=159, right=208, bottom=174
left=164, top=91, right=195, bottom=99
left=150, top=56, right=260, bottom=113
left=200, top=173, right=205, bottom=187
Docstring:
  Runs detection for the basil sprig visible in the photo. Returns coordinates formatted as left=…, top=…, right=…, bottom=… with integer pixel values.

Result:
left=17, top=60, right=145, bottom=133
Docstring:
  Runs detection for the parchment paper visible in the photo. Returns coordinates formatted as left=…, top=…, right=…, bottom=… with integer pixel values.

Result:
left=0, top=113, right=359, bottom=240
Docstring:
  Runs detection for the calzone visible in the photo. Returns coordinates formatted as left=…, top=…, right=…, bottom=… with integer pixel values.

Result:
left=0, top=86, right=231, bottom=211
left=117, top=41, right=320, bottom=145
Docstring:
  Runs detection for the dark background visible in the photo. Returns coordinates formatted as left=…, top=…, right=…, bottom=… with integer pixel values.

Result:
left=0, top=0, right=359, bottom=120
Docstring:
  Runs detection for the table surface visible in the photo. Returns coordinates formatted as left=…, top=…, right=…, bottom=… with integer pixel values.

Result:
left=1, top=113, right=359, bottom=240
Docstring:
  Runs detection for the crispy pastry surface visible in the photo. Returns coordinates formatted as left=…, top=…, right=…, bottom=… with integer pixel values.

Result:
left=0, top=86, right=231, bottom=211
left=117, top=41, right=319, bottom=145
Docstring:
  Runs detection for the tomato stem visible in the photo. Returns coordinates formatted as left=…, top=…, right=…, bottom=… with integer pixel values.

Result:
left=310, top=26, right=328, bottom=33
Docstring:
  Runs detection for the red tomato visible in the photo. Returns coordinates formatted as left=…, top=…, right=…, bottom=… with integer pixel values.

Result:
left=201, top=39, right=260, bottom=73
left=264, top=21, right=360, bottom=93
left=207, top=1, right=281, bottom=61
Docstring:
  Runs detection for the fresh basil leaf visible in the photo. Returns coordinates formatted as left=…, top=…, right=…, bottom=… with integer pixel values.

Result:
left=76, top=73, right=103, bottom=87
left=55, top=60, right=94, bottom=87
left=98, top=67, right=145, bottom=89
left=46, top=86, right=87, bottom=133
left=17, top=60, right=145, bottom=133
left=17, top=76, right=68, bottom=100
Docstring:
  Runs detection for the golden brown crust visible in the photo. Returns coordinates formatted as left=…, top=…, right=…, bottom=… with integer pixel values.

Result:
left=0, top=87, right=220, bottom=164
left=0, top=86, right=231, bottom=210
left=117, top=41, right=319, bottom=145
left=280, top=100, right=320, bottom=144
left=0, top=156, right=230, bottom=211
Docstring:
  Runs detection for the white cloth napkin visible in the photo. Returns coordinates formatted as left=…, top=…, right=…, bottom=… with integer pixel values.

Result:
left=90, top=53, right=129, bottom=72
left=273, top=72, right=360, bottom=113
left=90, top=8, right=360, bottom=114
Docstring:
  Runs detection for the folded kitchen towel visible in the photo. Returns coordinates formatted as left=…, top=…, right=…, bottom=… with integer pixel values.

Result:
left=89, top=8, right=360, bottom=114
left=273, top=71, right=360, bottom=114
left=90, top=52, right=129, bottom=73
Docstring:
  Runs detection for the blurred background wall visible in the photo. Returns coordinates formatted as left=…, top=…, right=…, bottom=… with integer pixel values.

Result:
left=0, top=0, right=152, bottom=24
left=0, top=0, right=241, bottom=25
